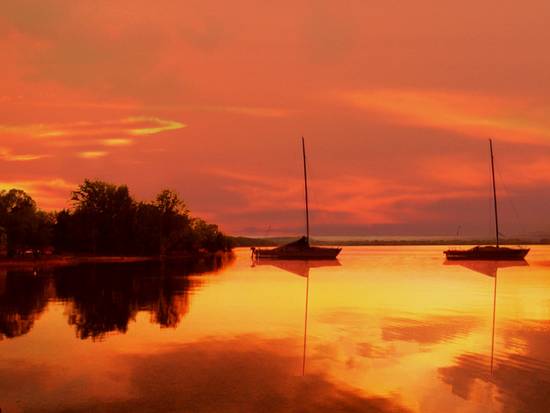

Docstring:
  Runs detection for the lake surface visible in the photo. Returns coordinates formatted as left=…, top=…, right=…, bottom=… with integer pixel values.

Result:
left=1, top=246, right=550, bottom=413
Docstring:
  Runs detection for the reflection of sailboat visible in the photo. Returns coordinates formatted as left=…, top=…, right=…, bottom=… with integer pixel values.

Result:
left=444, top=260, right=528, bottom=373
left=253, top=259, right=341, bottom=278
left=444, top=139, right=529, bottom=260
left=253, top=259, right=340, bottom=375
left=253, top=138, right=341, bottom=260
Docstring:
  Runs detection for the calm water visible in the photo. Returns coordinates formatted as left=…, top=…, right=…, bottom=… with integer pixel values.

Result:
left=1, top=246, right=550, bottom=413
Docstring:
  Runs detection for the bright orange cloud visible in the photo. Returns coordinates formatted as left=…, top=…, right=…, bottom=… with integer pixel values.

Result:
left=0, top=117, right=186, bottom=139
left=0, top=117, right=185, bottom=160
left=0, top=148, right=48, bottom=162
left=343, top=89, right=550, bottom=145
left=78, top=151, right=108, bottom=159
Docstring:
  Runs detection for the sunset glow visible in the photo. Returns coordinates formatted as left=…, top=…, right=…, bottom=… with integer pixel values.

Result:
left=1, top=1, right=550, bottom=237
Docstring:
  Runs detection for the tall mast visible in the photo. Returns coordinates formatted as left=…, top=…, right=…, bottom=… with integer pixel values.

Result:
left=302, top=137, right=310, bottom=240
left=489, top=139, right=500, bottom=247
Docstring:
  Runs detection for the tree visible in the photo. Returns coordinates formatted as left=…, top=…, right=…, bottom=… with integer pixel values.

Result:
left=155, top=189, right=188, bottom=215
left=191, top=219, right=232, bottom=252
left=0, top=189, right=52, bottom=256
left=47, top=180, right=232, bottom=256
left=69, top=180, right=135, bottom=254
left=154, top=190, right=191, bottom=254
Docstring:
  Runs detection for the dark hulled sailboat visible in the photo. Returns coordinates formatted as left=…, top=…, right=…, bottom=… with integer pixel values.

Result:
left=253, top=138, right=341, bottom=260
left=444, top=140, right=529, bottom=261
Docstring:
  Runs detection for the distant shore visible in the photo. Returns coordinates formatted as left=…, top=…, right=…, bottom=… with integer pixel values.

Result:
left=230, top=236, right=550, bottom=247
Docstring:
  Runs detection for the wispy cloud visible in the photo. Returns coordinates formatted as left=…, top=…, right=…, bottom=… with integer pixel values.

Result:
left=0, top=116, right=186, bottom=139
left=198, top=106, right=291, bottom=118
left=101, top=138, right=133, bottom=146
left=342, top=89, right=550, bottom=145
left=0, top=148, right=48, bottom=162
left=78, top=151, right=108, bottom=159
left=0, top=116, right=186, bottom=159
left=125, top=117, right=185, bottom=135
left=206, top=168, right=488, bottom=227
left=10, top=99, right=291, bottom=118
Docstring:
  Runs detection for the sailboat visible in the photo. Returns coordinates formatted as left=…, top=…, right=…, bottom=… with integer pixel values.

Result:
left=444, top=139, right=529, bottom=260
left=253, top=138, right=342, bottom=260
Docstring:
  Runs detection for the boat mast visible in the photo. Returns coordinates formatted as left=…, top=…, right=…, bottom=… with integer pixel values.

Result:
left=302, top=137, right=310, bottom=241
left=489, top=139, right=500, bottom=248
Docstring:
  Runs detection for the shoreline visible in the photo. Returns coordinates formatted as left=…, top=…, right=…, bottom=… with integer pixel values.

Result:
left=0, top=251, right=231, bottom=269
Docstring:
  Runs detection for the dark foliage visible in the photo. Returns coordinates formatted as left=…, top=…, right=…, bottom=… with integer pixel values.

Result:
left=0, top=180, right=232, bottom=257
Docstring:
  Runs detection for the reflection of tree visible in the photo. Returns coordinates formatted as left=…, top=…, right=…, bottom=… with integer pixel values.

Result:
left=55, top=257, right=229, bottom=340
left=0, top=254, right=233, bottom=340
left=0, top=269, right=52, bottom=339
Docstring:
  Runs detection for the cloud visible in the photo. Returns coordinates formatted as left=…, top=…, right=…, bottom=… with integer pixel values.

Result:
left=0, top=178, right=74, bottom=209
left=101, top=138, right=133, bottom=146
left=206, top=168, right=489, bottom=234
left=125, top=117, right=185, bottom=136
left=78, top=151, right=108, bottom=159
left=342, top=89, right=550, bottom=145
left=0, top=116, right=186, bottom=139
left=0, top=116, right=185, bottom=160
left=0, top=147, right=48, bottom=162
left=200, top=105, right=291, bottom=118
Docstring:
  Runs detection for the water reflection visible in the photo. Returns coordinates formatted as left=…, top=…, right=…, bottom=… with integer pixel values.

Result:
left=444, top=260, right=528, bottom=371
left=439, top=260, right=550, bottom=411
left=0, top=269, right=52, bottom=339
left=444, top=260, right=528, bottom=278
left=381, top=314, right=481, bottom=346
left=0, top=255, right=231, bottom=340
left=252, top=259, right=341, bottom=278
left=1, top=336, right=413, bottom=413
left=2, top=247, right=550, bottom=412
left=253, top=259, right=341, bottom=375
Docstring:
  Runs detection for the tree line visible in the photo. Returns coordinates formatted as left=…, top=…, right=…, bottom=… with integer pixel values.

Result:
left=0, top=179, right=232, bottom=257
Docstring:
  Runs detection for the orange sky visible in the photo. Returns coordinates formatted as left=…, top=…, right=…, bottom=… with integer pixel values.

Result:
left=1, top=1, right=550, bottom=237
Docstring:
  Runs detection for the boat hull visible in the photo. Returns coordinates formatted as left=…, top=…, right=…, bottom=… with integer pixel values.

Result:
left=255, top=246, right=341, bottom=260
left=444, top=246, right=529, bottom=261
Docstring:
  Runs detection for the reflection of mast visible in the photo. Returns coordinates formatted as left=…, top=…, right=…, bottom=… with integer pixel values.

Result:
left=252, top=259, right=341, bottom=375
left=491, top=272, right=497, bottom=374
left=303, top=272, right=309, bottom=376
left=444, top=259, right=527, bottom=375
